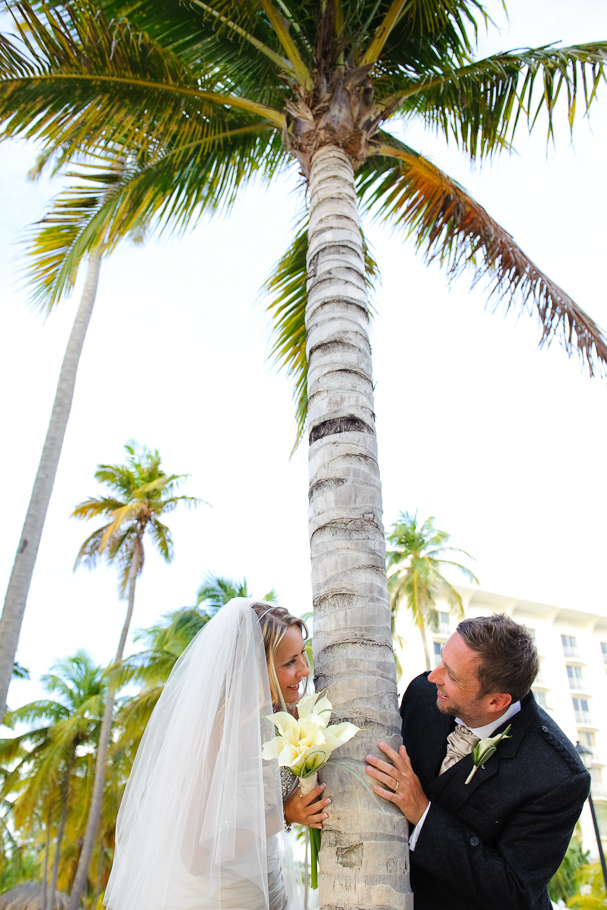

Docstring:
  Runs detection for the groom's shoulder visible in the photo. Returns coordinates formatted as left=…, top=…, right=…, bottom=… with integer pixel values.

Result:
left=522, top=697, right=588, bottom=775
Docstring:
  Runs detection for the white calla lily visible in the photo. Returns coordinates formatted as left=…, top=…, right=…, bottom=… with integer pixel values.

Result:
left=312, top=694, right=333, bottom=722
left=262, top=692, right=361, bottom=780
left=296, top=693, right=319, bottom=718
left=271, top=711, right=300, bottom=741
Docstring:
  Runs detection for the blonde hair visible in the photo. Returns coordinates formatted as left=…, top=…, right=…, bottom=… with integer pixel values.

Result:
left=251, top=603, right=309, bottom=706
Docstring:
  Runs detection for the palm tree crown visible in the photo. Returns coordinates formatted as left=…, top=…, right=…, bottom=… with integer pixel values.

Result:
left=386, top=511, right=478, bottom=670
left=0, top=0, right=605, bottom=417
left=72, top=441, right=203, bottom=593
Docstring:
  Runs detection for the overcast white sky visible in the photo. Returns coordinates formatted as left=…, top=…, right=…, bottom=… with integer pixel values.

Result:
left=2, top=0, right=607, bottom=710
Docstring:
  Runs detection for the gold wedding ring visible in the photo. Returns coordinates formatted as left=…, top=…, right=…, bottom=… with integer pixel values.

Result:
left=393, top=780, right=400, bottom=792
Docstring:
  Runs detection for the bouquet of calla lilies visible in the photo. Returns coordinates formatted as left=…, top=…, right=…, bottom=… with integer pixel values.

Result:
left=262, top=692, right=360, bottom=888
left=262, top=692, right=360, bottom=778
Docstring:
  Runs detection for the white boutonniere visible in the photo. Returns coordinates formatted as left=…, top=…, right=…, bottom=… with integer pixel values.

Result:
left=465, top=724, right=512, bottom=784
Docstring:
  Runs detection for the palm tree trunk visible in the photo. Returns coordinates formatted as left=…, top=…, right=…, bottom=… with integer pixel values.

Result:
left=47, top=752, right=75, bottom=910
left=67, top=553, right=139, bottom=910
left=42, top=805, right=52, bottom=910
left=0, top=250, right=102, bottom=718
left=419, top=624, right=431, bottom=672
left=306, top=145, right=412, bottom=910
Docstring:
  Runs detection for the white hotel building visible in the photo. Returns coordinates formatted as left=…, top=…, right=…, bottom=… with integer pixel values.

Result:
left=395, top=586, right=607, bottom=860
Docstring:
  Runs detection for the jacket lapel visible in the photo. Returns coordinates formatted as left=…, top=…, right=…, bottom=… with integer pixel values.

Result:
left=426, top=695, right=537, bottom=812
left=411, top=711, right=455, bottom=790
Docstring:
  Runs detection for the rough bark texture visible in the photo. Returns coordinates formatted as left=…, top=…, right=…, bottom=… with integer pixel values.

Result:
left=306, top=146, right=412, bottom=910
left=67, top=548, right=140, bottom=910
left=0, top=250, right=102, bottom=718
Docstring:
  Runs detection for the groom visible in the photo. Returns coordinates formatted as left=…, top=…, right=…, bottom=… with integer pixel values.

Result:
left=366, top=614, right=590, bottom=910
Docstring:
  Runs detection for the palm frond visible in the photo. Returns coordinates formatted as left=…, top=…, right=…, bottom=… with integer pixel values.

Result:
left=148, top=520, right=174, bottom=563
left=22, top=123, right=287, bottom=308
left=98, top=0, right=307, bottom=99
left=0, top=1, right=284, bottom=157
left=361, top=0, right=409, bottom=66
left=375, top=0, right=488, bottom=76
left=361, top=141, right=607, bottom=375
left=258, top=0, right=312, bottom=88
left=73, top=525, right=110, bottom=569
left=382, top=43, right=607, bottom=159
left=196, top=573, right=249, bottom=607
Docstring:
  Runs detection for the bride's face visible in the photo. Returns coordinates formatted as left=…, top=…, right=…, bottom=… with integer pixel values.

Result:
left=274, top=626, right=310, bottom=704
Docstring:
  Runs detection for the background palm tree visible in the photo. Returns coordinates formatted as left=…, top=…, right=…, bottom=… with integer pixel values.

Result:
left=196, top=572, right=278, bottom=608
left=548, top=829, right=590, bottom=907
left=2, top=4, right=607, bottom=906
left=115, top=573, right=277, bottom=752
left=386, top=512, right=478, bottom=671
left=67, top=442, right=202, bottom=910
left=0, top=150, right=144, bottom=721
left=0, top=653, right=105, bottom=910
left=565, top=862, right=607, bottom=909
left=0, top=244, right=101, bottom=722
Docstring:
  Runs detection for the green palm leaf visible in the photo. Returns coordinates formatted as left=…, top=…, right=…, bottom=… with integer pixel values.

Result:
left=23, top=122, right=288, bottom=308
left=0, top=1, right=284, bottom=154
left=383, top=44, right=607, bottom=159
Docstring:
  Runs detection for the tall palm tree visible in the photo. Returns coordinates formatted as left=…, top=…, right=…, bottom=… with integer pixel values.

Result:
left=67, top=442, right=203, bottom=910
left=0, top=652, right=106, bottom=910
left=0, top=151, right=141, bottom=721
left=0, top=243, right=101, bottom=721
left=1, top=5, right=607, bottom=907
left=386, top=512, right=478, bottom=671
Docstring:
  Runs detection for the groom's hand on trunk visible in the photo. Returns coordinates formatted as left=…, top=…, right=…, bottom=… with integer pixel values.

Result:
left=366, top=742, right=429, bottom=824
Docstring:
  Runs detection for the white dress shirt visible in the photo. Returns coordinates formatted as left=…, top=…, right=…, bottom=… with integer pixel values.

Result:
left=409, top=700, right=521, bottom=850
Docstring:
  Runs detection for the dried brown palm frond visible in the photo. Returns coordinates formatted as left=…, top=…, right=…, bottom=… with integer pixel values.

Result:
left=361, top=141, right=607, bottom=375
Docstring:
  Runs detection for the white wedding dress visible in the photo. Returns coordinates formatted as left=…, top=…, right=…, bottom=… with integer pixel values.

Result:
left=104, top=599, right=296, bottom=910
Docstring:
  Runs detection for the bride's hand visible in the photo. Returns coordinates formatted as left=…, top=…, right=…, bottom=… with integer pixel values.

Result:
left=284, top=783, right=331, bottom=829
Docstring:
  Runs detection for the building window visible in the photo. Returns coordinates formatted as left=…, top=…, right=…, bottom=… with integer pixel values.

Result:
left=601, top=642, right=607, bottom=665
left=572, top=697, right=591, bottom=724
left=567, top=665, right=585, bottom=690
left=437, top=611, right=450, bottom=636
left=561, top=634, right=579, bottom=658
left=533, top=690, right=548, bottom=709
left=433, top=641, right=443, bottom=667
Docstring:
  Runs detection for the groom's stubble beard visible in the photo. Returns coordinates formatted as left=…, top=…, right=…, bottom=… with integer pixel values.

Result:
left=434, top=689, right=487, bottom=728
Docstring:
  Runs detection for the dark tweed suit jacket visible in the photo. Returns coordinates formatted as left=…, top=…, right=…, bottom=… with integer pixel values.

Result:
left=401, top=673, right=590, bottom=910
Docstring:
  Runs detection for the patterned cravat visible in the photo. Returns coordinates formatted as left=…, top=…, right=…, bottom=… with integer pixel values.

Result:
left=439, top=724, right=480, bottom=774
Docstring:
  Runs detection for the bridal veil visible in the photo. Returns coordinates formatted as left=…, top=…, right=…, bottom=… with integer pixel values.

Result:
left=104, top=597, right=292, bottom=910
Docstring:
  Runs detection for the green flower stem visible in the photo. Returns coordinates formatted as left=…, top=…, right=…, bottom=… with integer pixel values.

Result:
left=309, top=826, right=321, bottom=890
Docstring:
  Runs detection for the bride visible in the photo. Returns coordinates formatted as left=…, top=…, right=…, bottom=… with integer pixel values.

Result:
left=103, top=598, right=330, bottom=910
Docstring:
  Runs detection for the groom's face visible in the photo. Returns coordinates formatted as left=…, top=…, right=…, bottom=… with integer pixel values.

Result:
left=428, top=632, right=493, bottom=727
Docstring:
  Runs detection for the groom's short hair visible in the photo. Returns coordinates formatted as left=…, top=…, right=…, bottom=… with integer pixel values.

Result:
left=456, top=614, right=539, bottom=703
